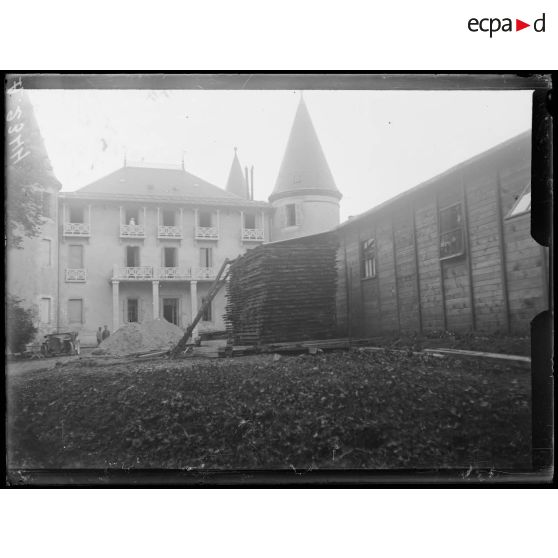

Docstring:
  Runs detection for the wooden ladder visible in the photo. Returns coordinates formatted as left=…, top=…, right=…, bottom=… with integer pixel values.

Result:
left=169, top=258, right=235, bottom=358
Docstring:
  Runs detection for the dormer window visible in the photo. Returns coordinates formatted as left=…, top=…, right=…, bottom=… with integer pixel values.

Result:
left=507, top=184, right=531, bottom=218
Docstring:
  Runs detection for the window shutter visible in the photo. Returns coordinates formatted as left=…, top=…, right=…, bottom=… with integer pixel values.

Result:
left=199, top=248, right=204, bottom=267
left=121, top=300, right=126, bottom=323
left=139, top=298, right=145, bottom=321
left=208, top=248, right=213, bottom=267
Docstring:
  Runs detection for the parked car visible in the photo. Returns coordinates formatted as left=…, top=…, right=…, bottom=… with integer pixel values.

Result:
left=41, top=332, right=81, bottom=357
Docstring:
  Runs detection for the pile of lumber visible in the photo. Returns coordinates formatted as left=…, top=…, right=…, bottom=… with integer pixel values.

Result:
left=225, top=233, right=338, bottom=344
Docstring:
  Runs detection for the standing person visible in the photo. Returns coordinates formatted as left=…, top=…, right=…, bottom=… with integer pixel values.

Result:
left=96, top=326, right=103, bottom=346
left=102, top=325, right=110, bottom=341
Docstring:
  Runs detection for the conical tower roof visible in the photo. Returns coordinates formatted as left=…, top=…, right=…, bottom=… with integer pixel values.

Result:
left=225, top=147, right=248, bottom=199
left=270, top=96, right=341, bottom=203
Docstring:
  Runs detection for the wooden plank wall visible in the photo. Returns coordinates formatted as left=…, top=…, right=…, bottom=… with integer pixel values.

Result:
left=336, top=133, right=547, bottom=337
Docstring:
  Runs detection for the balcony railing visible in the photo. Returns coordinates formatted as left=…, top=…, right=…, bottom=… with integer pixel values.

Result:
left=112, top=266, right=216, bottom=281
left=194, top=226, right=219, bottom=240
left=120, top=224, right=146, bottom=238
left=65, top=268, right=87, bottom=282
left=158, top=225, right=183, bottom=239
left=158, top=266, right=192, bottom=280
left=115, top=266, right=154, bottom=280
left=242, top=228, right=265, bottom=242
left=63, top=223, right=90, bottom=237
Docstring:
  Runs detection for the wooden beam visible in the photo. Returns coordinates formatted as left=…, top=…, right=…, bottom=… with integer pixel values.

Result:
left=461, top=174, right=476, bottom=331
left=495, top=174, right=511, bottom=334
left=390, top=214, right=401, bottom=334
left=411, top=201, right=423, bottom=334
left=435, top=191, right=448, bottom=331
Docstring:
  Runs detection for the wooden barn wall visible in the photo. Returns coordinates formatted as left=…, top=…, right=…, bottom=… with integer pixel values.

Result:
left=336, top=134, right=547, bottom=338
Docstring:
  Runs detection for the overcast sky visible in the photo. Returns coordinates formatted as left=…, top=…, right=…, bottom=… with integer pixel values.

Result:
left=28, top=89, right=532, bottom=221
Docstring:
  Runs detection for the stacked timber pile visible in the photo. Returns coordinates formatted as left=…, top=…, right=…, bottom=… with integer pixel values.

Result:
left=226, top=232, right=338, bottom=344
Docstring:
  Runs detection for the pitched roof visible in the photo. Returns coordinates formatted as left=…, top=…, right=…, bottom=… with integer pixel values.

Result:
left=75, top=164, right=244, bottom=201
left=270, top=96, right=341, bottom=203
left=225, top=148, right=248, bottom=199
left=337, top=130, right=532, bottom=230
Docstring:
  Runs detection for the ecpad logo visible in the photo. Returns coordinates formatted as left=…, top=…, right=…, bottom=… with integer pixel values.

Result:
left=468, top=13, right=546, bottom=37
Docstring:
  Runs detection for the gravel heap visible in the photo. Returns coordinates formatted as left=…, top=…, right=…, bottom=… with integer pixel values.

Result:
left=96, top=319, right=184, bottom=356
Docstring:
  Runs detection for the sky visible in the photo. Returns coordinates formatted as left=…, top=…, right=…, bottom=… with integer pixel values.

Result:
left=28, top=89, right=532, bottom=221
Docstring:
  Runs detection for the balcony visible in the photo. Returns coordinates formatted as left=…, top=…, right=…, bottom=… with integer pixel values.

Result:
left=158, top=266, right=192, bottom=280
left=194, top=226, right=219, bottom=240
left=114, top=266, right=154, bottom=280
left=112, top=266, right=216, bottom=281
left=241, top=228, right=265, bottom=242
left=65, top=268, right=87, bottom=282
left=63, top=223, right=90, bottom=237
left=158, top=225, right=183, bottom=239
left=120, top=224, right=145, bottom=238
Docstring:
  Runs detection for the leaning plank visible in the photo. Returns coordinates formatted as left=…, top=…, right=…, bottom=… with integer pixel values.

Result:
left=424, top=348, right=531, bottom=363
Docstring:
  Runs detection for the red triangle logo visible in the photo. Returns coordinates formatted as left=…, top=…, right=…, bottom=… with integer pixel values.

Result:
left=516, top=19, right=530, bottom=31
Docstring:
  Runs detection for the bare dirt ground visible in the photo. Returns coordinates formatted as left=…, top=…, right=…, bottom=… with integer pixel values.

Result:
left=6, top=348, right=531, bottom=472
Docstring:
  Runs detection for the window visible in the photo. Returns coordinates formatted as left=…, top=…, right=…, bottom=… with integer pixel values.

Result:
left=439, top=203, right=465, bottom=259
left=244, top=213, right=256, bottom=229
left=201, top=297, right=212, bottom=322
left=286, top=204, right=297, bottom=227
left=69, top=205, right=84, bottom=223
left=127, top=298, right=139, bottom=323
left=41, top=191, right=53, bottom=219
left=68, top=299, right=83, bottom=323
left=126, top=246, right=140, bottom=267
left=42, top=239, right=52, bottom=267
left=507, top=184, right=531, bottom=218
left=125, top=208, right=139, bottom=225
left=163, top=298, right=179, bottom=325
left=39, top=297, right=51, bottom=324
left=164, top=247, right=176, bottom=267
left=198, top=211, right=212, bottom=227
left=162, top=209, right=176, bottom=226
left=361, top=238, right=377, bottom=279
left=68, top=244, right=84, bottom=268
left=200, top=247, right=213, bottom=268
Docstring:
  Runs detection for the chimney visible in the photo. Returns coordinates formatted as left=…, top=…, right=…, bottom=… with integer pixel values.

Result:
left=244, top=166, right=250, bottom=199
left=250, top=166, right=254, bottom=200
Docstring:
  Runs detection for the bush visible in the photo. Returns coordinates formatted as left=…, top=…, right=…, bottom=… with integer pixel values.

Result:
left=6, top=295, right=38, bottom=353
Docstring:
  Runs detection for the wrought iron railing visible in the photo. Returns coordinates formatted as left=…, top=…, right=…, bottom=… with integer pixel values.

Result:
left=112, top=266, right=216, bottom=281
left=194, top=226, right=219, bottom=240
left=241, top=228, right=264, bottom=241
left=158, top=225, right=183, bottom=239
left=65, top=268, right=87, bottom=282
left=120, top=224, right=146, bottom=238
left=158, top=267, right=192, bottom=280
left=115, top=266, right=154, bottom=280
left=63, top=223, right=91, bottom=237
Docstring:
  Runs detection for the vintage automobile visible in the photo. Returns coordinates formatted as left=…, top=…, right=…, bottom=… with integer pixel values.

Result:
left=40, top=332, right=81, bottom=357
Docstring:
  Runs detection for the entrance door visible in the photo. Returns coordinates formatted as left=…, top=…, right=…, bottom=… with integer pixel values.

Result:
left=162, top=298, right=179, bottom=325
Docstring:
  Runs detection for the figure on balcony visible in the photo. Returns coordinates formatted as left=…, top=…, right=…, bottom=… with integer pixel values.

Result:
left=129, top=217, right=136, bottom=226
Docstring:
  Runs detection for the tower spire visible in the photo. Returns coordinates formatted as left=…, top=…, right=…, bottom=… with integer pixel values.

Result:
left=269, top=95, right=341, bottom=203
left=225, top=147, right=249, bottom=199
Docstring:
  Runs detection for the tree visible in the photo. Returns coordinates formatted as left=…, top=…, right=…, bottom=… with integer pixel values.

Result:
left=5, top=77, right=60, bottom=249
left=6, top=295, right=38, bottom=353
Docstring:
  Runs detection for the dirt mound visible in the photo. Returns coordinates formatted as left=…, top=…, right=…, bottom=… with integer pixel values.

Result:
left=98, top=319, right=184, bottom=356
